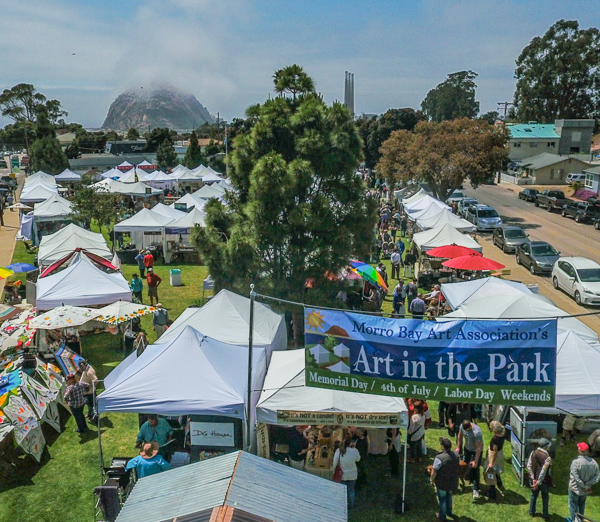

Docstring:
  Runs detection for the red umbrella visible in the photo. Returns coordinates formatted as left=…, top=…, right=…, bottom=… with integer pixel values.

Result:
left=426, top=244, right=483, bottom=259
left=442, top=254, right=505, bottom=271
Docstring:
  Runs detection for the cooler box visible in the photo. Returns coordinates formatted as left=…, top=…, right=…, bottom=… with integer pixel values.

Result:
left=170, top=269, right=182, bottom=286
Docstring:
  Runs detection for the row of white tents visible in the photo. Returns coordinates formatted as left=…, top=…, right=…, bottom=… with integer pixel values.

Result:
left=398, top=188, right=481, bottom=252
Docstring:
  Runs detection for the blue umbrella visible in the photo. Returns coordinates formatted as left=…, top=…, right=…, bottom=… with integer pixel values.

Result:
left=5, top=263, right=37, bottom=273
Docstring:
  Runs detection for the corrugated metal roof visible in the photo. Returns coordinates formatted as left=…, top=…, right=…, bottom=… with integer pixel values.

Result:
left=116, top=451, right=347, bottom=522
left=160, top=507, right=274, bottom=522
left=116, top=451, right=239, bottom=522
left=507, top=123, right=559, bottom=139
left=226, top=452, right=347, bottom=522
left=520, top=152, right=590, bottom=170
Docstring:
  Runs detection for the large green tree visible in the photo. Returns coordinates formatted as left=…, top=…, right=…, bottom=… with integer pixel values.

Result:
left=356, top=108, right=423, bottom=168
left=514, top=20, right=600, bottom=122
left=191, top=67, right=376, bottom=341
left=69, top=185, right=121, bottom=234
left=421, top=71, right=480, bottom=122
left=377, top=118, right=508, bottom=200
left=183, top=131, right=205, bottom=169
left=0, top=83, right=67, bottom=124
left=156, top=137, right=177, bottom=170
left=126, top=127, right=140, bottom=140
left=29, top=108, right=70, bottom=174
left=145, top=128, right=177, bottom=153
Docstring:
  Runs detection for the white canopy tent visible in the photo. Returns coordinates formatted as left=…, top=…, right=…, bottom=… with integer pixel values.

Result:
left=97, top=326, right=267, bottom=429
left=150, top=202, right=186, bottom=221
left=113, top=208, right=174, bottom=232
left=438, top=293, right=599, bottom=344
left=55, top=169, right=81, bottom=182
left=26, top=171, right=56, bottom=185
left=404, top=194, right=449, bottom=215
left=32, top=193, right=72, bottom=219
left=20, top=183, right=58, bottom=203
left=417, top=209, right=476, bottom=233
left=101, top=180, right=163, bottom=197
left=193, top=184, right=225, bottom=199
left=156, top=289, right=287, bottom=360
left=117, top=168, right=141, bottom=183
left=408, top=204, right=446, bottom=222
left=413, top=223, right=482, bottom=252
left=201, top=172, right=224, bottom=183
left=117, top=161, right=133, bottom=170
left=441, top=277, right=532, bottom=310
left=190, top=165, right=208, bottom=175
left=36, top=252, right=131, bottom=309
left=170, top=193, right=207, bottom=212
left=256, top=349, right=409, bottom=427
left=99, top=168, right=123, bottom=179
left=38, top=224, right=112, bottom=267
left=165, top=207, right=206, bottom=234
left=399, top=188, right=427, bottom=204
left=169, top=167, right=202, bottom=183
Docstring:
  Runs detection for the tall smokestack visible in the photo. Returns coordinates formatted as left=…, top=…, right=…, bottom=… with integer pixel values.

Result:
left=344, top=71, right=355, bottom=118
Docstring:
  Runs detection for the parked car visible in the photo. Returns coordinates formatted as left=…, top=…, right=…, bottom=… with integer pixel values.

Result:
left=492, top=226, right=530, bottom=253
left=535, top=189, right=570, bottom=212
left=518, top=188, right=539, bottom=202
left=446, top=191, right=466, bottom=205
left=458, top=198, right=478, bottom=218
left=566, top=173, right=586, bottom=185
left=561, top=201, right=600, bottom=223
left=516, top=241, right=560, bottom=275
left=552, top=257, right=600, bottom=306
left=465, top=204, right=503, bottom=231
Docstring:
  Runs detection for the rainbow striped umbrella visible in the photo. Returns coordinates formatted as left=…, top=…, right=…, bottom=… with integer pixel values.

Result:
left=0, top=267, right=14, bottom=279
left=349, top=261, right=388, bottom=290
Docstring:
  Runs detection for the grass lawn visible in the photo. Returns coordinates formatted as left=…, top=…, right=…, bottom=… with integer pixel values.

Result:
left=1, top=237, right=599, bottom=521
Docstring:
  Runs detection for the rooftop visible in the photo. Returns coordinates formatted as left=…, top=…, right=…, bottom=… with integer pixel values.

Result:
left=520, top=152, right=590, bottom=170
left=507, top=123, right=560, bottom=140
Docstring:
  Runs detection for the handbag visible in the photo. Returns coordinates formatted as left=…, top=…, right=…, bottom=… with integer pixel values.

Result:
left=333, top=464, right=343, bottom=483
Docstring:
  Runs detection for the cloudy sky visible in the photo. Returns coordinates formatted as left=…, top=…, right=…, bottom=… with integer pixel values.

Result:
left=0, top=0, right=597, bottom=128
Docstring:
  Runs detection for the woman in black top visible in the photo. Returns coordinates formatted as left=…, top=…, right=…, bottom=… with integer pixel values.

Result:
left=485, top=421, right=506, bottom=499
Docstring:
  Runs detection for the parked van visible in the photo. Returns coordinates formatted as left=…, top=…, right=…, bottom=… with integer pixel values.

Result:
left=566, top=173, right=586, bottom=185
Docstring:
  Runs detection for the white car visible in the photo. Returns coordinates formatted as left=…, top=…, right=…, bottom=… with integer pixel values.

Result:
left=552, top=257, right=600, bottom=306
left=446, top=191, right=466, bottom=205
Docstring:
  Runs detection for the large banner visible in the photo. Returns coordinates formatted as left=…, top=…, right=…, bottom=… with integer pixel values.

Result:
left=304, top=308, right=557, bottom=407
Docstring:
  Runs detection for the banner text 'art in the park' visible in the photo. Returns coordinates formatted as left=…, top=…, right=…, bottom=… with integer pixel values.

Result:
left=304, top=308, right=557, bottom=407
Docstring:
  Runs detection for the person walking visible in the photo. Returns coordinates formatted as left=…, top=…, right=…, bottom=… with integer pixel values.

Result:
left=406, top=278, right=418, bottom=310
left=135, top=249, right=146, bottom=278
left=130, top=273, right=144, bottom=303
left=407, top=403, right=426, bottom=463
left=153, top=304, right=169, bottom=339
left=333, top=438, right=361, bottom=509
left=400, top=214, right=408, bottom=237
left=64, top=374, right=90, bottom=433
left=527, top=438, right=553, bottom=520
left=409, top=293, right=426, bottom=319
left=391, top=248, right=401, bottom=280
left=392, top=281, right=406, bottom=318
left=403, top=249, right=416, bottom=278
left=430, top=437, right=460, bottom=521
left=143, top=250, right=155, bottom=271
left=457, top=420, right=484, bottom=499
left=349, top=427, right=370, bottom=488
left=483, top=421, right=506, bottom=500
left=568, top=442, right=600, bottom=521
left=146, top=268, right=162, bottom=306
left=77, top=360, right=98, bottom=422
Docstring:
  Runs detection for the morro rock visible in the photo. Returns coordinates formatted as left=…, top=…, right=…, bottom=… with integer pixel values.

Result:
left=101, top=84, right=214, bottom=131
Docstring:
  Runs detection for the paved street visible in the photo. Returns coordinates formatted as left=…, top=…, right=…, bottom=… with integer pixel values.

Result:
left=462, top=181, right=600, bottom=334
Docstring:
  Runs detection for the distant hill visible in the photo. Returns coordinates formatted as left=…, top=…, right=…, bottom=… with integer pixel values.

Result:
left=101, top=85, right=214, bottom=131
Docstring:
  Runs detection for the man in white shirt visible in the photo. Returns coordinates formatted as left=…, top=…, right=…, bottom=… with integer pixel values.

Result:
left=391, top=248, right=401, bottom=280
left=78, top=360, right=98, bottom=421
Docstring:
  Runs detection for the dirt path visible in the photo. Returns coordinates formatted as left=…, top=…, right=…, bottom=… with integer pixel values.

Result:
left=0, top=174, right=24, bottom=297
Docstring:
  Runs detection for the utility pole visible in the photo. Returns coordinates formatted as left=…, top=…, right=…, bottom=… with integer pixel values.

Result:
left=497, top=102, right=514, bottom=120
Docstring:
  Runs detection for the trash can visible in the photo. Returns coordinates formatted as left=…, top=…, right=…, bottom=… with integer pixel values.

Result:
left=170, top=269, right=182, bottom=286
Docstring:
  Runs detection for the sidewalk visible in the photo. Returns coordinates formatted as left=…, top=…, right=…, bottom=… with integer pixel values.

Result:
left=0, top=174, right=24, bottom=297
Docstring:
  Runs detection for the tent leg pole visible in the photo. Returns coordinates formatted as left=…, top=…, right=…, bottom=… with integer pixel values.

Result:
left=402, top=428, right=408, bottom=513
left=98, top=412, right=104, bottom=484
left=246, top=284, right=255, bottom=451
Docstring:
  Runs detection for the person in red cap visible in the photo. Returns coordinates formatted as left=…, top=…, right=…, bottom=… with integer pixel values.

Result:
left=568, top=442, right=600, bottom=521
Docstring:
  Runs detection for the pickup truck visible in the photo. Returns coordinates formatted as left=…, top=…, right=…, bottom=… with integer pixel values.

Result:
left=535, top=190, right=570, bottom=213
left=561, top=201, right=600, bottom=223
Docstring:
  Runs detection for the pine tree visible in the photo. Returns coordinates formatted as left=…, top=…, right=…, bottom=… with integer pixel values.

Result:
left=183, top=131, right=204, bottom=169
left=29, top=107, right=70, bottom=174
left=156, top=138, right=177, bottom=171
